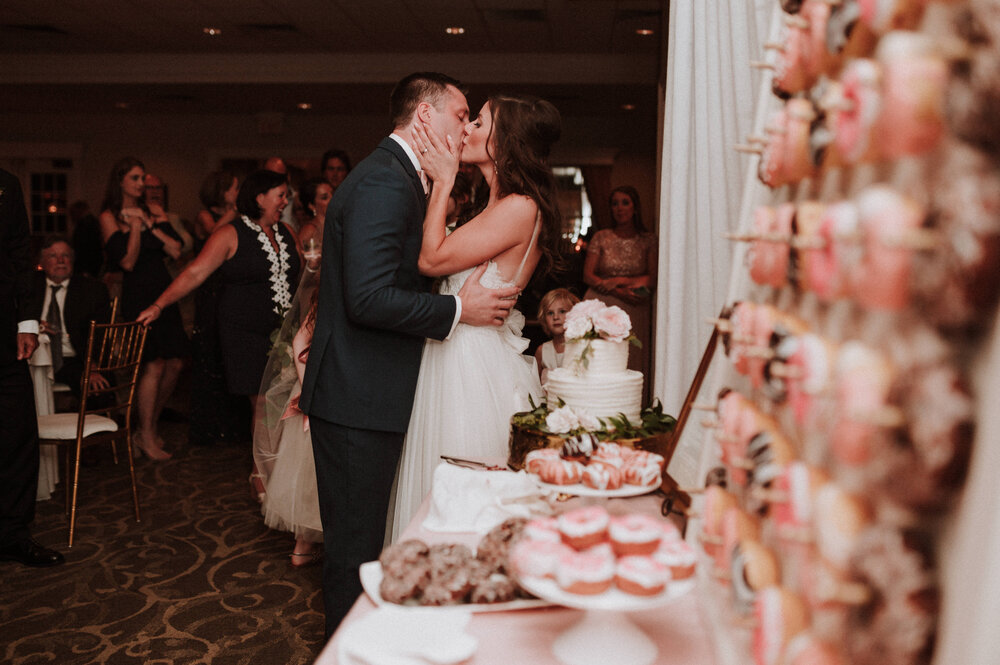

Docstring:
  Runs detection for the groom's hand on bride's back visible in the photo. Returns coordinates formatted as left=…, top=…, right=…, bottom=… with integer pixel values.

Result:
left=457, top=263, right=520, bottom=327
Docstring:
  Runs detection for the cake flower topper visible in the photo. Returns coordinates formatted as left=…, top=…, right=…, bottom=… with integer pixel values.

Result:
left=563, top=299, right=640, bottom=370
left=546, top=405, right=601, bottom=434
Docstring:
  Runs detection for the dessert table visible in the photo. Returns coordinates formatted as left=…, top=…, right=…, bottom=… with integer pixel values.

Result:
left=315, top=466, right=718, bottom=665
left=27, top=334, right=60, bottom=501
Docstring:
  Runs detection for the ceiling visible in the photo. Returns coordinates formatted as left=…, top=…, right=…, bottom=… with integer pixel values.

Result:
left=0, top=0, right=666, bottom=122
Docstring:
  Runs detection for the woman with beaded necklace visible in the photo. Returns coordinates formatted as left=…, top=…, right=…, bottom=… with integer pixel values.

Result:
left=137, top=170, right=301, bottom=472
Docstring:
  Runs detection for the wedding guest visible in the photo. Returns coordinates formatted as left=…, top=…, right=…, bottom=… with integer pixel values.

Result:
left=320, top=149, right=351, bottom=192
left=68, top=201, right=104, bottom=278
left=144, top=173, right=194, bottom=261
left=264, top=157, right=297, bottom=230
left=195, top=171, right=239, bottom=243
left=31, top=237, right=112, bottom=400
left=582, top=185, right=656, bottom=401
left=99, top=157, right=188, bottom=461
left=254, top=278, right=323, bottom=567
left=136, top=170, right=301, bottom=481
left=296, top=177, right=333, bottom=254
left=0, top=168, right=64, bottom=568
left=534, top=288, right=580, bottom=383
left=189, top=170, right=246, bottom=447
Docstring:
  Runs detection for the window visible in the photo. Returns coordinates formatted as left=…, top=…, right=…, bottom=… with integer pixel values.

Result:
left=29, top=171, right=69, bottom=235
left=553, top=166, right=592, bottom=243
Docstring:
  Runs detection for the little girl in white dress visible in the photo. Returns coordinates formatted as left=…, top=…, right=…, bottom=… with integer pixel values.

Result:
left=534, top=288, right=580, bottom=384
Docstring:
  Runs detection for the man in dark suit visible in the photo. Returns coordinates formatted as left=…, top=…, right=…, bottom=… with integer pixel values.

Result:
left=32, top=236, right=113, bottom=400
left=0, top=168, right=65, bottom=567
left=300, top=72, right=517, bottom=635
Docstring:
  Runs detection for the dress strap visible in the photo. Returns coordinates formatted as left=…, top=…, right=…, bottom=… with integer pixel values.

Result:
left=511, top=211, right=542, bottom=285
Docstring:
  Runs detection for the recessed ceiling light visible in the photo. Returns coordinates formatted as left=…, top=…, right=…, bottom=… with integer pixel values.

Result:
left=445, top=27, right=465, bottom=35
left=114, top=101, right=129, bottom=109
left=203, top=27, right=222, bottom=36
left=635, top=29, right=654, bottom=36
left=297, top=102, right=313, bottom=110
left=621, top=103, right=636, bottom=111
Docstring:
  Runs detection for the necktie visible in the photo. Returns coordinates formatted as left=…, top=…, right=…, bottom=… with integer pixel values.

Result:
left=47, top=284, right=64, bottom=373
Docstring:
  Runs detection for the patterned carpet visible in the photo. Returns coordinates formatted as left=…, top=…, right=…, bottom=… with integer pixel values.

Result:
left=0, top=420, right=326, bottom=665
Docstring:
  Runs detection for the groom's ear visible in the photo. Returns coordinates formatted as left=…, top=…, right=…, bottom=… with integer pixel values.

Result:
left=416, top=101, right=433, bottom=124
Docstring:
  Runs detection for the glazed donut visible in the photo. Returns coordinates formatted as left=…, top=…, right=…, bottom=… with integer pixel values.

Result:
left=581, top=460, right=624, bottom=490
left=748, top=204, right=794, bottom=288
left=609, top=514, right=665, bottom=557
left=525, top=448, right=559, bottom=474
left=858, top=0, right=925, bottom=35
left=760, top=108, right=791, bottom=188
left=770, top=461, right=830, bottom=541
left=510, top=539, right=572, bottom=579
left=784, top=333, right=837, bottom=428
left=874, top=31, right=947, bottom=160
left=831, top=58, right=883, bottom=165
left=591, top=442, right=626, bottom=467
left=558, top=505, right=610, bottom=550
left=831, top=342, right=897, bottom=467
left=800, top=200, right=859, bottom=301
left=782, top=99, right=819, bottom=184
left=555, top=548, right=616, bottom=595
left=523, top=517, right=562, bottom=543
left=616, top=555, right=671, bottom=596
left=773, top=15, right=812, bottom=98
left=653, top=538, right=697, bottom=580
left=622, top=458, right=663, bottom=487
left=801, top=0, right=834, bottom=81
left=700, top=486, right=739, bottom=555
left=537, top=458, right=585, bottom=485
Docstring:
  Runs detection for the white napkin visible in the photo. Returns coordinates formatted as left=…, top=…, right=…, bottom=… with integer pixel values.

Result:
left=421, top=462, right=552, bottom=534
left=338, top=605, right=477, bottom=665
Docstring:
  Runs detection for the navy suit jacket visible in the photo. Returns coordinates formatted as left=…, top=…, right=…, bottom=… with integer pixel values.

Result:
left=300, top=137, right=457, bottom=433
left=0, top=169, right=35, bottom=366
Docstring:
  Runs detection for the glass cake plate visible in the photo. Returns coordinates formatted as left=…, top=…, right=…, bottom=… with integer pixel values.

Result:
left=518, top=574, right=696, bottom=665
left=527, top=472, right=660, bottom=498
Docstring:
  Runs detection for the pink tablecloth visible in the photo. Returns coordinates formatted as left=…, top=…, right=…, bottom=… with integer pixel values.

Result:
left=315, top=476, right=718, bottom=665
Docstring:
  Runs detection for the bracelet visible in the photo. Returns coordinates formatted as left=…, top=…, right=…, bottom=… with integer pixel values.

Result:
left=151, top=303, right=162, bottom=312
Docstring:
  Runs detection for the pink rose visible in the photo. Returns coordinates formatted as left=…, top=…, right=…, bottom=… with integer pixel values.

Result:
left=592, top=305, right=631, bottom=342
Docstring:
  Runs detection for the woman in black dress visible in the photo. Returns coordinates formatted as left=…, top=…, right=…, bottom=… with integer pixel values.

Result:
left=136, top=171, right=301, bottom=472
left=99, top=157, right=188, bottom=460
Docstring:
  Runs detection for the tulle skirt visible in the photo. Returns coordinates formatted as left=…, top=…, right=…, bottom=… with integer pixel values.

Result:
left=388, top=318, right=541, bottom=542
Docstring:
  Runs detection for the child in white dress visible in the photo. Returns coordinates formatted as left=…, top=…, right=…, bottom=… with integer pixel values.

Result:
left=534, top=288, right=580, bottom=383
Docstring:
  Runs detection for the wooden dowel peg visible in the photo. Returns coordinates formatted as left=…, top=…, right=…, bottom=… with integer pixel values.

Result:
left=817, top=580, right=872, bottom=606
left=699, top=532, right=723, bottom=546
left=706, top=317, right=734, bottom=333
left=881, top=228, right=940, bottom=251
left=751, top=487, right=789, bottom=504
left=789, top=235, right=827, bottom=250
left=763, top=42, right=785, bottom=52
left=746, top=134, right=768, bottom=144
left=735, top=143, right=766, bottom=154
left=730, top=457, right=756, bottom=471
left=701, top=418, right=720, bottom=430
left=784, top=15, right=810, bottom=29
left=750, top=61, right=776, bottom=71
left=854, top=405, right=906, bottom=428
left=741, top=347, right=776, bottom=360
left=768, top=363, right=805, bottom=380
left=692, top=403, right=718, bottom=412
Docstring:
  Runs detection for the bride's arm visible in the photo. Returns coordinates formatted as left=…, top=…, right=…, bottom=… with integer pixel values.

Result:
left=411, top=122, right=535, bottom=277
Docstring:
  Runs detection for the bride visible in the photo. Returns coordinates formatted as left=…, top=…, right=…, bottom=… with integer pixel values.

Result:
left=388, top=94, right=564, bottom=540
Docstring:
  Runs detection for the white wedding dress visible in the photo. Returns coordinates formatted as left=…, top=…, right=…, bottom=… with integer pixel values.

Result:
left=388, top=222, right=543, bottom=542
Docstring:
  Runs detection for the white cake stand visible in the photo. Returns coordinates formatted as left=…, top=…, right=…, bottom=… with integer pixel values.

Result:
left=518, top=575, right=696, bottom=665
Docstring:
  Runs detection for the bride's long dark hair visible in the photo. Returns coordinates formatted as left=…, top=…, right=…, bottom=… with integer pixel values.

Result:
left=486, top=94, right=564, bottom=274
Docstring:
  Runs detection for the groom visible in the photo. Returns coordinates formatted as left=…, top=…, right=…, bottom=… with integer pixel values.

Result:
left=300, top=72, right=518, bottom=636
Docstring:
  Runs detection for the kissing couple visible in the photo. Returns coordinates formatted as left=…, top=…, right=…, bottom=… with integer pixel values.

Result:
left=299, top=71, right=563, bottom=636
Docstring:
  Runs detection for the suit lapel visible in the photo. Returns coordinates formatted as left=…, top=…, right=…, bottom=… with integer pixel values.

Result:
left=379, top=137, right=427, bottom=213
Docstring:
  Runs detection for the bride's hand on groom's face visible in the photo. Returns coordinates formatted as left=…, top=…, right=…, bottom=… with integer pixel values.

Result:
left=411, top=121, right=460, bottom=186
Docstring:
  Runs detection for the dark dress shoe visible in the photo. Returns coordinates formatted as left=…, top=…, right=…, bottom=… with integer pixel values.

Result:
left=0, top=539, right=66, bottom=567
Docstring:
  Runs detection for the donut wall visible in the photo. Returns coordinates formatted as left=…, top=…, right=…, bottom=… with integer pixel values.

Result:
left=677, top=2, right=1000, bottom=664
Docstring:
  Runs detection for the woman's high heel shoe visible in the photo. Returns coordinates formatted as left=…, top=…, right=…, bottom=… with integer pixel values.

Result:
left=133, top=430, right=172, bottom=461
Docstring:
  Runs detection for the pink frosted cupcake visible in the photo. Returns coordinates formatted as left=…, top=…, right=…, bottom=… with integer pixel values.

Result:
left=616, top=556, right=671, bottom=596
left=555, top=548, right=615, bottom=595
left=557, top=506, right=610, bottom=550
left=609, top=514, right=664, bottom=557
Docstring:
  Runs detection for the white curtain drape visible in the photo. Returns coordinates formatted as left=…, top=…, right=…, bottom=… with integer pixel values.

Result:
left=655, top=0, right=773, bottom=486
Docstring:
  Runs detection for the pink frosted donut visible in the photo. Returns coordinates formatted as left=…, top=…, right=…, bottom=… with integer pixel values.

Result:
left=773, top=17, right=811, bottom=97
left=616, top=556, right=670, bottom=596
left=784, top=633, right=846, bottom=665
left=523, top=517, right=561, bottom=543
left=853, top=185, right=924, bottom=311
left=753, top=586, right=811, bottom=665
left=555, top=549, right=615, bottom=595
left=813, top=484, right=872, bottom=571
left=557, top=506, right=610, bottom=550
left=859, top=0, right=924, bottom=34
left=581, top=461, right=623, bottom=490
left=801, top=0, right=832, bottom=80
left=510, top=539, right=571, bottom=580
left=759, top=109, right=790, bottom=188
left=785, top=333, right=835, bottom=427
left=772, top=461, right=829, bottom=539
left=537, top=458, right=584, bottom=485
left=623, top=459, right=662, bottom=487
left=609, top=514, right=664, bottom=557
left=833, top=58, right=882, bottom=165
left=748, top=204, right=794, bottom=288
left=748, top=304, right=778, bottom=389
left=716, top=391, right=757, bottom=485
left=653, top=538, right=697, bottom=580
left=700, top=486, right=738, bottom=555
left=525, top=448, right=559, bottom=474
left=831, top=342, right=895, bottom=466
left=782, top=99, right=818, bottom=184
left=875, top=32, right=946, bottom=159
left=591, top=442, right=625, bottom=467
left=716, top=507, right=762, bottom=578
left=802, top=200, right=858, bottom=301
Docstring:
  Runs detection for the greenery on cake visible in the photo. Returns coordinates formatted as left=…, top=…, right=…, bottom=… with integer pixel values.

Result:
left=564, top=299, right=640, bottom=370
left=511, top=396, right=676, bottom=441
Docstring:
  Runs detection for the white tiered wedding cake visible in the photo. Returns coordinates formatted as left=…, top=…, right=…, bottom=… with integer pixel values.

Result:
left=543, top=300, right=643, bottom=425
